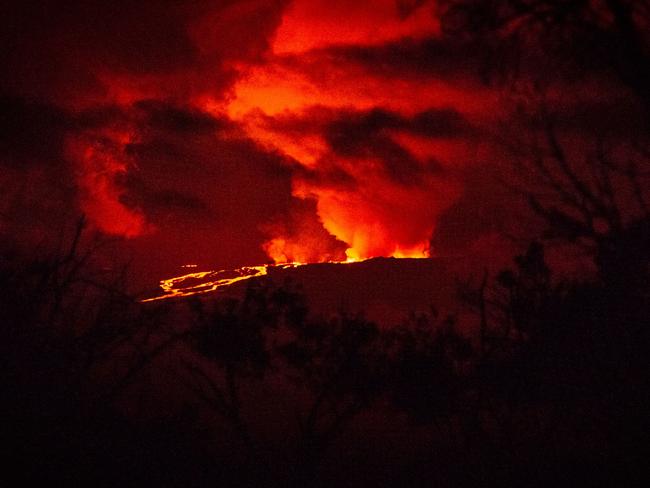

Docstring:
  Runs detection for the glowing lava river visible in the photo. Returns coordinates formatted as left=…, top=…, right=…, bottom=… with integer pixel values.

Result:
left=141, top=261, right=353, bottom=302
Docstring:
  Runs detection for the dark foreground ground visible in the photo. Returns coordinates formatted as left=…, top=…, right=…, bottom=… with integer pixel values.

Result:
left=2, top=241, right=649, bottom=487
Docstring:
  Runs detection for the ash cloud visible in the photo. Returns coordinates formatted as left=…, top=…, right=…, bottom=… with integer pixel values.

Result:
left=0, top=0, right=296, bottom=276
left=247, top=105, right=466, bottom=259
left=3, top=0, right=611, bottom=279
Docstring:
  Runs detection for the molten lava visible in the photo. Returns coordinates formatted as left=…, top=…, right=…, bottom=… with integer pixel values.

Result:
left=141, top=256, right=399, bottom=302
left=142, top=262, right=301, bottom=302
left=142, top=265, right=270, bottom=302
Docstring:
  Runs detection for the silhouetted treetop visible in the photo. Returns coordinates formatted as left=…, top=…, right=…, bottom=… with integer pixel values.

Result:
left=439, top=0, right=650, bottom=105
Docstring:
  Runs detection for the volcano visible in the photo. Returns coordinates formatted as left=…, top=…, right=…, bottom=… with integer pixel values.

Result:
left=141, top=257, right=465, bottom=326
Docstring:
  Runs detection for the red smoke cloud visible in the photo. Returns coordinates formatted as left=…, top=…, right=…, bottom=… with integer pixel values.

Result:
left=0, top=0, right=504, bottom=277
left=272, top=0, right=440, bottom=54
left=219, top=0, right=491, bottom=262
left=66, top=129, right=149, bottom=238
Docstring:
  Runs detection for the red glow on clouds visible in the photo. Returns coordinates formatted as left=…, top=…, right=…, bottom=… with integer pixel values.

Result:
left=302, top=172, right=459, bottom=261
left=219, top=1, right=478, bottom=262
left=272, top=0, right=439, bottom=54
left=1, top=0, right=496, bottom=269
left=67, top=130, right=149, bottom=238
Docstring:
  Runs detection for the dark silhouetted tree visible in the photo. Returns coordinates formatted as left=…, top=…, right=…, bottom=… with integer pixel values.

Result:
left=459, top=238, right=650, bottom=484
left=0, top=217, right=208, bottom=486
left=501, top=98, right=650, bottom=286
left=439, top=0, right=650, bottom=109
left=181, top=281, right=285, bottom=468
left=277, top=309, right=386, bottom=482
left=383, top=309, right=470, bottom=429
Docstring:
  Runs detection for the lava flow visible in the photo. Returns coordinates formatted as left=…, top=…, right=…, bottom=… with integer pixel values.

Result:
left=142, top=261, right=322, bottom=302
left=141, top=229, right=436, bottom=302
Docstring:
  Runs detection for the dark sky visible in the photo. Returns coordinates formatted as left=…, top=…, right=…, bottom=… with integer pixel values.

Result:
left=1, top=0, right=645, bottom=285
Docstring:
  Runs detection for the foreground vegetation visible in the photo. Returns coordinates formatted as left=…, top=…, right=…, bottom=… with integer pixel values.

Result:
left=1, top=209, right=648, bottom=486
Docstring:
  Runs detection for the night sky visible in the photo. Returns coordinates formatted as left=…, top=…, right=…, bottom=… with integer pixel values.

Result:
left=1, top=0, right=647, bottom=287
left=2, top=3, right=650, bottom=486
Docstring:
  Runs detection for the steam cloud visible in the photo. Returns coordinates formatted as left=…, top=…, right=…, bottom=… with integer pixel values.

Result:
left=1, top=0, right=504, bottom=278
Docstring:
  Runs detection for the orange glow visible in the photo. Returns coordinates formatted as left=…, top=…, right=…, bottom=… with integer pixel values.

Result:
left=227, top=61, right=492, bottom=119
left=223, top=66, right=472, bottom=262
left=262, top=234, right=340, bottom=264
left=290, top=155, right=460, bottom=260
left=233, top=110, right=328, bottom=167
left=218, top=0, right=491, bottom=265
left=56, top=0, right=486, bottom=273
left=227, top=67, right=318, bottom=118
left=142, top=265, right=272, bottom=302
left=142, top=257, right=432, bottom=302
